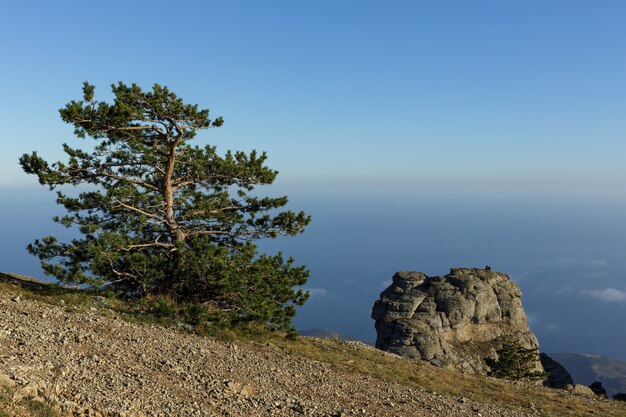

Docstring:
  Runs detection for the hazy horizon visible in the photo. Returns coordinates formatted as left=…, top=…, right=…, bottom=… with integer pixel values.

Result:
left=4, top=185, right=626, bottom=361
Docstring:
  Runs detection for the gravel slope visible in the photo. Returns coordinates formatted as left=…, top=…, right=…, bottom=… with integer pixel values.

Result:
left=0, top=290, right=534, bottom=417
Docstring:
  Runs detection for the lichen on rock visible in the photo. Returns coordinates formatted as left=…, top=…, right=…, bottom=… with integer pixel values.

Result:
left=371, top=268, right=542, bottom=374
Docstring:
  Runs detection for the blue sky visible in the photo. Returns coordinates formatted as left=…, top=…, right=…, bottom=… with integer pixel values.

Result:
left=2, top=1, right=626, bottom=358
left=2, top=1, right=625, bottom=189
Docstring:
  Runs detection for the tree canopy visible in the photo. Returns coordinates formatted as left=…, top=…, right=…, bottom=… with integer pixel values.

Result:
left=20, top=82, right=311, bottom=330
left=485, top=338, right=546, bottom=381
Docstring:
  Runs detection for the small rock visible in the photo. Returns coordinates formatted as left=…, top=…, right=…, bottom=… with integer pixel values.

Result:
left=240, top=384, right=254, bottom=398
left=0, top=373, right=15, bottom=387
left=31, top=395, right=46, bottom=403
left=226, top=381, right=241, bottom=393
left=13, top=382, right=39, bottom=401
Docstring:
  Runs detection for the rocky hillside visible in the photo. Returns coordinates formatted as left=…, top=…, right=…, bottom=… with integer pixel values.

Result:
left=372, top=268, right=540, bottom=374
left=549, top=353, right=626, bottom=398
left=1, top=274, right=625, bottom=417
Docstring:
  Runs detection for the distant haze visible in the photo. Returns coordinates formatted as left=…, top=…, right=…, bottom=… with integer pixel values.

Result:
left=549, top=353, right=626, bottom=397
left=4, top=185, right=626, bottom=360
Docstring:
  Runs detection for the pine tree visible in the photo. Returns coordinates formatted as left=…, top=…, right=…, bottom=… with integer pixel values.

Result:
left=485, top=338, right=546, bottom=380
left=20, top=82, right=311, bottom=330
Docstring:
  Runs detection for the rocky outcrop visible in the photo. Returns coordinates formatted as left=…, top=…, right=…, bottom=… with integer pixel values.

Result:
left=371, top=268, right=541, bottom=374
left=540, top=353, right=574, bottom=388
left=589, top=381, right=608, bottom=398
left=548, top=352, right=626, bottom=398
left=614, top=393, right=626, bottom=401
left=565, top=384, right=597, bottom=397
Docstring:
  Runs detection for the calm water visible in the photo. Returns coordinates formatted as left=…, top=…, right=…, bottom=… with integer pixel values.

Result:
left=3, top=186, right=626, bottom=359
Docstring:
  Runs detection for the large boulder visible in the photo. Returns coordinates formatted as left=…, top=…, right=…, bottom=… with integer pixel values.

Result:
left=589, top=381, right=608, bottom=398
left=371, top=268, right=542, bottom=374
left=540, top=353, right=574, bottom=388
left=565, top=384, right=597, bottom=397
left=614, top=393, right=626, bottom=401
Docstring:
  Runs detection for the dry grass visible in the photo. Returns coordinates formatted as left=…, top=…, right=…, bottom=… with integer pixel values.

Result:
left=257, top=335, right=626, bottom=417
left=2, top=272, right=626, bottom=417
left=0, top=384, right=58, bottom=417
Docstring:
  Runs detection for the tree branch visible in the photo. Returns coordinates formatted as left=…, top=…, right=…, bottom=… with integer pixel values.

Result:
left=121, top=242, right=175, bottom=251
left=121, top=235, right=175, bottom=251
left=99, top=172, right=159, bottom=192
left=185, top=227, right=284, bottom=239
left=105, top=125, right=159, bottom=132
left=111, top=201, right=166, bottom=223
left=104, top=254, right=147, bottom=294
left=172, top=174, right=234, bottom=189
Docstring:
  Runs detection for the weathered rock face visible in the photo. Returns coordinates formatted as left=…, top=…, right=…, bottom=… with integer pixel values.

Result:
left=371, top=268, right=542, bottom=374
left=540, top=353, right=574, bottom=388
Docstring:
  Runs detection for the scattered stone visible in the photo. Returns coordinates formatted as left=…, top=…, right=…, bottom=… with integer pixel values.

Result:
left=240, top=384, right=255, bottom=398
left=12, top=382, right=39, bottom=401
left=226, top=380, right=241, bottom=394
left=0, top=373, right=15, bottom=387
left=0, top=283, right=537, bottom=417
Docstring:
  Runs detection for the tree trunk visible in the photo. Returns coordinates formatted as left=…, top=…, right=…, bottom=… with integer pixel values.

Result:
left=164, top=141, right=185, bottom=244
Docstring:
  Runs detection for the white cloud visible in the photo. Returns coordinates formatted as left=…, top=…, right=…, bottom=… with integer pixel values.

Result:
left=581, top=288, right=626, bottom=302
left=307, top=288, right=328, bottom=297
left=537, top=258, right=608, bottom=268
left=381, top=280, right=392, bottom=288
left=536, top=258, right=576, bottom=267
left=543, top=323, right=561, bottom=332
left=553, top=258, right=577, bottom=267
left=555, top=285, right=571, bottom=295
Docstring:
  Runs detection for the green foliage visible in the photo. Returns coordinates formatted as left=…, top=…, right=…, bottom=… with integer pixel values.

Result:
left=20, top=82, right=311, bottom=331
left=23, top=399, right=57, bottom=417
left=183, top=302, right=209, bottom=327
left=286, top=327, right=299, bottom=341
left=152, top=295, right=178, bottom=319
left=485, top=338, right=546, bottom=381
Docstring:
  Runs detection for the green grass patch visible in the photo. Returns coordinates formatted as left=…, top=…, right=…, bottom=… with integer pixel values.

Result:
left=22, top=399, right=56, bottom=417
